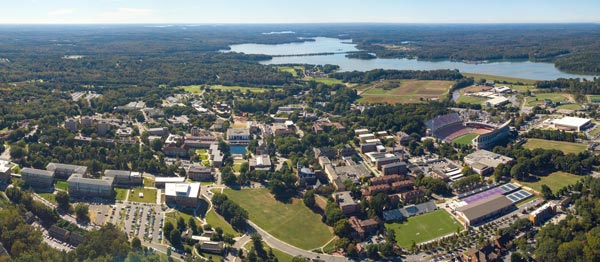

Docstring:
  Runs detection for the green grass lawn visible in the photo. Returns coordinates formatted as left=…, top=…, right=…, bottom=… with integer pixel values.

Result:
left=165, top=209, right=197, bottom=229
left=306, top=77, right=344, bottom=85
left=385, top=210, right=462, bottom=248
left=518, top=171, right=583, bottom=192
left=456, top=95, right=488, bottom=104
left=143, top=178, right=154, bottom=188
left=590, top=125, right=600, bottom=136
left=526, top=93, right=569, bottom=106
left=522, top=138, right=586, bottom=154
left=205, top=209, right=239, bottom=236
left=115, top=188, right=129, bottom=201
left=244, top=241, right=294, bottom=262
left=276, top=66, right=303, bottom=77
left=223, top=188, right=334, bottom=250
left=128, top=188, right=158, bottom=204
left=209, top=85, right=273, bottom=93
left=462, top=73, right=536, bottom=85
left=453, top=133, right=478, bottom=146
left=38, top=192, right=57, bottom=205
left=556, top=103, right=582, bottom=110
left=55, top=180, right=68, bottom=191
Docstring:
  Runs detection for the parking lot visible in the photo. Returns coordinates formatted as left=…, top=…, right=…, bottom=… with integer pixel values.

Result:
left=109, top=202, right=165, bottom=245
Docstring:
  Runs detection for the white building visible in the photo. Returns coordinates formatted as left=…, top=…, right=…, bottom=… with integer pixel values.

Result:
left=165, top=183, right=201, bottom=208
left=552, top=116, right=592, bottom=132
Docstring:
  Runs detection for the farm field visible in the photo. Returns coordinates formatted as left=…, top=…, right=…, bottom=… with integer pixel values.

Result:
left=519, top=171, right=583, bottom=192
left=385, top=210, right=462, bottom=248
left=522, top=138, right=586, bottom=154
left=453, top=133, right=478, bottom=146
left=525, top=93, right=569, bottom=106
left=356, top=80, right=454, bottom=104
left=128, top=188, right=158, bottom=204
left=222, top=188, right=334, bottom=250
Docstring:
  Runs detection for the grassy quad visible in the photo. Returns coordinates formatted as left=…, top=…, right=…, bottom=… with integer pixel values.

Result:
left=522, top=138, right=586, bottom=154
left=356, top=80, right=454, bottom=104
left=452, top=133, right=478, bottom=146
left=128, top=188, right=158, bottom=204
left=385, top=210, right=462, bottom=248
left=55, top=180, right=69, bottom=191
left=519, top=171, right=583, bottom=192
left=115, top=188, right=129, bottom=201
left=222, top=188, right=334, bottom=250
left=38, top=192, right=57, bottom=205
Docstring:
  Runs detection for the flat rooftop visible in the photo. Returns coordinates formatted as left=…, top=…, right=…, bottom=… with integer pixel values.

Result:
left=552, top=116, right=591, bottom=128
left=165, top=183, right=201, bottom=198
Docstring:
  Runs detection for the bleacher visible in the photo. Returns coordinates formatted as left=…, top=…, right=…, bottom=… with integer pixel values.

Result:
left=425, top=113, right=462, bottom=132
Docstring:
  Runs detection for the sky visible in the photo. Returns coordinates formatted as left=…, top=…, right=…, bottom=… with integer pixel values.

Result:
left=0, top=0, right=598, bottom=24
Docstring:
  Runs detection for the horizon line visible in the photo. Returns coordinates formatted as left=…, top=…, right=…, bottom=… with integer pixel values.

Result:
left=0, top=21, right=599, bottom=26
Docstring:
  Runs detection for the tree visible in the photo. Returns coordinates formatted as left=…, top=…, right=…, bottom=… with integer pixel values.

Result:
left=131, top=237, right=142, bottom=250
left=170, top=229, right=182, bottom=247
left=74, top=203, right=89, bottom=221
left=10, top=145, right=26, bottom=159
left=55, top=191, right=70, bottom=211
left=540, top=184, right=554, bottom=200
left=177, top=217, right=186, bottom=232
left=303, top=190, right=316, bottom=209
left=188, top=217, right=199, bottom=234
left=333, top=219, right=353, bottom=238
left=163, top=221, right=174, bottom=240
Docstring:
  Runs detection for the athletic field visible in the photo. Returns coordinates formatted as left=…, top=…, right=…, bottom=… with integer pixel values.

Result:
left=385, top=210, right=462, bottom=248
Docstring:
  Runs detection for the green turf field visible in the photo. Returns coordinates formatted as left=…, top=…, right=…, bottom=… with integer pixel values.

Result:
left=453, top=133, right=478, bottom=146
left=519, top=171, right=583, bottom=192
left=276, top=66, right=303, bottom=77
left=385, top=210, right=462, bottom=248
left=456, top=95, right=488, bottom=104
left=128, top=188, right=158, bottom=204
left=522, top=138, right=586, bottom=154
left=222, top=188, right=334, bottom=250
left=525, top=93, right=569, bottom=106
left=556, top=103, right=582, bottom=110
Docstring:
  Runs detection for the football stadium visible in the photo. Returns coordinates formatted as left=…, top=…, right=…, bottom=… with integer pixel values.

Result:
left=424, top=113, right=510, bottom=149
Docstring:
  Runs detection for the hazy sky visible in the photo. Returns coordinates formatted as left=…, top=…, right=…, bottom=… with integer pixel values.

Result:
left=1, top=0, right=598, bottom=24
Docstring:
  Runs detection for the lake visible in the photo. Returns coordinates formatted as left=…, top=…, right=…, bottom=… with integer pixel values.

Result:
left=228, top=37, right=598, bottom=80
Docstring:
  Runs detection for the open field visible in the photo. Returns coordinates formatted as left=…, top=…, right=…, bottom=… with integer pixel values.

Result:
left=522, top=138, right=586, bottom=154
left=165, top=208, right=196, bottom=228
left=115, top=188, right=129, bottom=201
left=143, top=178, right=154, bottom=188
left=55, top=180, right=68, bottom=191
left=456, top=95, right=488, bottom=104
left=306, top=77, right=344, bottom=85
left=205, top=209, right=239, bottom=236
left=128, top=188, right=158, bottom=204
left=453, top=133, right=478, bottom=146
left=223, top=188, right=334, bottom=250
left=385, top=210, right=462, bottom=248
left=525, top=93, right=569, bottom=106
left=463, top=73, right=536, bottom=85
left=356, top=80, right=453, bottom=104
left=519, top=171, right=583, bottom=192
left=276, top=66, right=303, bottom=77
left=556, top=103, right=582, bottom=110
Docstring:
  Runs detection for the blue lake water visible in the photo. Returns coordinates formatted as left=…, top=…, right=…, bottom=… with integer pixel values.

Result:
left=228, top=37, right=599, bottom=80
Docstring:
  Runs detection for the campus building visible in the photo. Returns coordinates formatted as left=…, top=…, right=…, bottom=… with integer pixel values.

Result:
left=0, top=160, right=11, bottom=185
left=187, top=165, right=214, bottom=181
left=456, top=194, right=515, bottom=226
left=67, top=174, right=115, bottom=198
left=552, top=116, right=592, bottom=132
left=21, top=168, right=55, bottom=188
left=333, top=191, right=360, bottom=215
left=165, top=183, right=201, bottom=208
left=226, top=128, right=251, bottom=144
left=46, top=163, right=87, bottom=179
left=154, top=176, right=186, bottom=188
left=529, top=202, right=556, bottom=226
left=104, top=170, right=143, bottom=187
left=464, top=150, right=514, bottom=175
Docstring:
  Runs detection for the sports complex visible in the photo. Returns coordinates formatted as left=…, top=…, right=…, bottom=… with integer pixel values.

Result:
left=424, top=113, right=510, bottom=149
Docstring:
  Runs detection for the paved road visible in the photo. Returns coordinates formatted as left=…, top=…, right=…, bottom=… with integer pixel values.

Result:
left=246, top=221, right=347, bottom=262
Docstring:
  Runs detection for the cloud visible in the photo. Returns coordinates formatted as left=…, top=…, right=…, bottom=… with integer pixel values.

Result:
left=49, top=8, right=76, bottom=16
left=99, top=8, right=154, bottom=22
